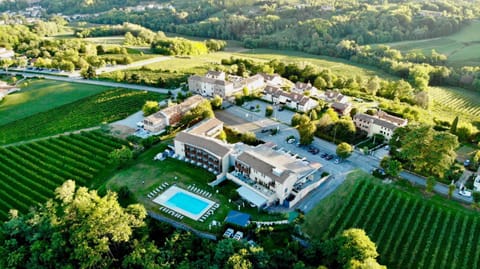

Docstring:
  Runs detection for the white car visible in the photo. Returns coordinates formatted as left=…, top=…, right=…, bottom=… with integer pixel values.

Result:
left=153, top=153, right=164, bottom=161
left=287, top=138, right=296, bottom=144
left=459, top=190, right=472, bottom=197
left=136, top=121, right=144, bottom=128
left=233, top=231, right=244, bottom=241
left=223, top=228, right=234, bottom=238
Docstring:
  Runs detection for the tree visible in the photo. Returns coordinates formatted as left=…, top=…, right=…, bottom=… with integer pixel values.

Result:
left=322, top=228, right=385, bottom=269
left=448, top=183, right=456, bottom=199
left=298, top=121, right=317, bottom=145
left=472, top=192, right=480, bottom=204
left=309, top=109, right=318, bottom=121
left=426, top=176, right=436, bottom=193
left=450, top=116, right=459, bottom=134
left=211, top=95, right=223, bottom=109
left=109, top=145, right=133, bottom=167
left=336, top=142, right=353, bottom=159
left=218, top=129, right=227, bottom=141
left=391, top=124, right=459, bottom=178
left=0, top=180, right=150, bottom=268
left=242, top=86, right=250, bottom=97
left=142, top=100, right=159, bottom=116
left=265, top=105, right=273, bottom=117
left=380, top=157, right=402, bottom=178
left=80, top=65, right=96, bottom=79
left=241, top=131, right=257, bottom=145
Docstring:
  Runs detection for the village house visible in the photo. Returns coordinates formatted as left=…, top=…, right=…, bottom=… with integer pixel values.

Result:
left=260, top=73, right=284, bottom=87
left=292, top=82, right=320, bottom=97
left=319, top=90, right=349, bottom=103
left=143, top=95, right=204, bottom=133
left=353, top=111, right=408, bottom=140
left=262, top=86, right=318, bottom=113
left=331, top=101, right=352, bottom=116
left=188, top=71, right=265, bottom=99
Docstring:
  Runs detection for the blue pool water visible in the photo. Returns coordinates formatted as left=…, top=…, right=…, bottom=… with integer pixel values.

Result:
left=165, top=192, right=209, bottom=215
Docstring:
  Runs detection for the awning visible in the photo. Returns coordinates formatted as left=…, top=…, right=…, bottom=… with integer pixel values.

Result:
left=237, top=186, right=268, bottom=207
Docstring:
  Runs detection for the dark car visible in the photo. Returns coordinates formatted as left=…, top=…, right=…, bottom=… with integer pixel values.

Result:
left=261, top=129, right=270, bottom=133
left=311, top=149, right=320, bottom=155
left=250, top=106, right=255, bottom=110
left=320, top=153, right=328, bottom=158
left=278, top=106, right=284, bottom=111
left=325, top=154, right=334, bottom=160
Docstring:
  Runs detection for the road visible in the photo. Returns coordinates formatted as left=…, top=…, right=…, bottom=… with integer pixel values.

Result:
left=219, top=104, right=473, bottom=211
left=0, top=70, right=179, bottom=95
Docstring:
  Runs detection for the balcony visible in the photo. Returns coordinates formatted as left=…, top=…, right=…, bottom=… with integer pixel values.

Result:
left=228, top=171, right=275, bottom=197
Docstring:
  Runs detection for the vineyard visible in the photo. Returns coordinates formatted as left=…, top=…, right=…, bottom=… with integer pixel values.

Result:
left=0, top=131, right=126, bottom=220
left=306, top=177, right=480, bottom=269
left=0, top=89, right=165, bottom=145
left=429, top=86, right=480, bottom=122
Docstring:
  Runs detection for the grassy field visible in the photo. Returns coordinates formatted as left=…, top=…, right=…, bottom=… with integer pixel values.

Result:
left=0, top=131, right=125, bottom=220
left=0, top=79, right=109, bottom=126
left=429, top=86, right=480, bottom=123
left=387, top=21, right=480, bottom=67
left=141, top=49, right=398, bottom=80
left=303, top=171, right=480, bottom=269
left=0, top=89, right=165, bottom=145
left=106, top=142, right=287, bottom=230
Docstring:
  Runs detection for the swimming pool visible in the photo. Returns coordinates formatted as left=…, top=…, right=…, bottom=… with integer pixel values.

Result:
left=153, top=185, right=214, bottom=220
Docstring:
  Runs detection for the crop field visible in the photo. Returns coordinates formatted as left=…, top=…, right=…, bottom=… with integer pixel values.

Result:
left=387, top=21, right=480, bottom=67
left=0, top=131, right=126, bottom=220
left=303, top=174, right=480, bottom=269
left=429, top=86, right=480, bottom=122
left=0, top=89, right=165, bottom=145
left=0, top=79, right=109, bottom=126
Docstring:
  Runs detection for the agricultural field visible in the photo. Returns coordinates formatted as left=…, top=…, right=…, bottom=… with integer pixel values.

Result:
left=303, top=172, right=480, bottom=269
left=0, top=79, right=109, bottom=126
left=0, top=88, right=165, bottom=145
left=387, top=21, right=480, bottom=67
left=0, top=131, right=126, bottom=220
left=429, top=86, right=480, bottom=123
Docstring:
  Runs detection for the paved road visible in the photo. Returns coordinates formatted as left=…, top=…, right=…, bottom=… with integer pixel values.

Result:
left=220, top=104, right=473, bottom=210
left=1, top=70, right=179, bottom=94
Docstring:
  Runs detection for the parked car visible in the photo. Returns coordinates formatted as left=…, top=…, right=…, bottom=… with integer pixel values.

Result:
left=223, top=228, right=234, bottom=238
left=287, top=138, right=296, bottom=144
left=249, top=106, right=255, bottom=111
left=320, top=153, right=328, bottom=158
left=325, top=154, right=334, bottom=160
left=334, top=158, right=341, bottom=164
left=278, top=106, right=284, bottom=111
left=233, top=231, right=244, bottom=241
left=459, top=189, right=472, bottom=197
left=371, top=168, right=387, bottom=179
left=464, top=159, right=471, bottom=167
left=261, top=129, right=270, bottom=133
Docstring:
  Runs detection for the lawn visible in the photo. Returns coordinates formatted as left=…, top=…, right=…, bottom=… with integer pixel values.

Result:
left=0, top=79, right=109, bottom=126
left=0, top=88, right=166, bottom=145
left=387, top=21, right=480, bottom=67
left=106, top=142, right=287, bottom=231
left=0, top=131, right=126, bottom=220
left=303, top=170, right=480, bottom=269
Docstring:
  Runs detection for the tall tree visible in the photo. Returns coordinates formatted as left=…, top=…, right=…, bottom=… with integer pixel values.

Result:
left=0, top=180, right=150, bottom=268
left=426, top=176, right=436, bottom=194
left=336, top=142, right=353, bottom=159
left=450, top=116, right=459, bottom=134
left=298, top=121, right=317, bottom=145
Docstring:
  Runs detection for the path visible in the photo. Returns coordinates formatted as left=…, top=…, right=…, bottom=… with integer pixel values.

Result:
left=0, top=70, right=180, bottom=95
left=94, top=56, right=171, bottom=76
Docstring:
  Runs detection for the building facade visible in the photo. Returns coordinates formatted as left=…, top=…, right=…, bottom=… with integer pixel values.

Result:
left=353, top=111, right=408, bottom=140
left=262, top=86, right=318, bottom=112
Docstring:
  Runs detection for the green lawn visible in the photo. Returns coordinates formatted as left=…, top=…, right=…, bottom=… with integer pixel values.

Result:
left=0, top=79, right=109, bottom=126
left=387, top=21, right=480, bottom=67
left=303, top=170, right=480, bottom=269
left=0, top=89, right=165, bottom=145
left=106, top=142, right=287, bottom=231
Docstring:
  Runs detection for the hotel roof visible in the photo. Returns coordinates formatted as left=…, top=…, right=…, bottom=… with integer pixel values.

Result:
left=176, top=132, right=232, bottom=158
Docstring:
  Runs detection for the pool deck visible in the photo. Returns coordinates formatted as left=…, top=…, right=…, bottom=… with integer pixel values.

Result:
left=153, top=185, right=215, bottom=220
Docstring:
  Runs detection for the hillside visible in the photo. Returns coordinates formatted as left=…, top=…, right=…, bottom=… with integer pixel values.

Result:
left=386, top=20, right=480, bottom=67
